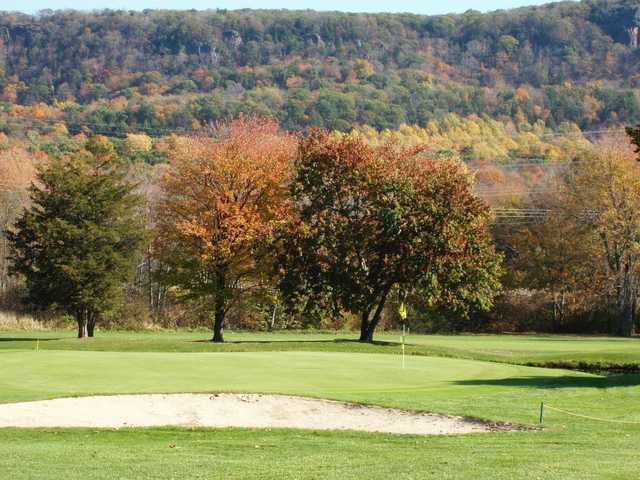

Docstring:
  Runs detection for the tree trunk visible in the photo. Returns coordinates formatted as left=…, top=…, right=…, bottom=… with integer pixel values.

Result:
left=87, top=313, right=96, bottom=338
left=268, top=304, right=277, bottom=332
left=618, top=302, right=635, bottom=337
left=617, top=266, right=636, bottom=337
left=618, top=282, right=636, bottom=337
left=77, top=312, right=87, bottom=339
left=358, top=289, right=391, bottom=343
left=358, top=311, right=372, bottom=342
left=212, top=299, right=225, bottom=343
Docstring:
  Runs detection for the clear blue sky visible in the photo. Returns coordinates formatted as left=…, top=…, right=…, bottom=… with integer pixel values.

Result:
left=8, top=1, right=561, bottom=16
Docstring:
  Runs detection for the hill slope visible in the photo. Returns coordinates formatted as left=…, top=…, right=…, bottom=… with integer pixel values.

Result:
left=0, top=1, right=639, bottom=135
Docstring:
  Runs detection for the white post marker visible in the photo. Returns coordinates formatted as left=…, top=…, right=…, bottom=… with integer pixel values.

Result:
left=401, top=324, right=406, bottom=369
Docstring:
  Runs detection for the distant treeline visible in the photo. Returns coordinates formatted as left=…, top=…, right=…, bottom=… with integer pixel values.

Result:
left=0, top=1, right=640, bottom=134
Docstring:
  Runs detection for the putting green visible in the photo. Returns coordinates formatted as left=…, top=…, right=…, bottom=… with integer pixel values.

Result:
left=1, top=350, right=634, bottom=426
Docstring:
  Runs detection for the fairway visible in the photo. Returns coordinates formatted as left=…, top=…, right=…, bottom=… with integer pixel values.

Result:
left=1, top=333, right=640, bottom=479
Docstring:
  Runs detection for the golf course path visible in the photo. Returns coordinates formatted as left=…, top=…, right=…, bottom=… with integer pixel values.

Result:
left=0, top=393, right=495, bottom=435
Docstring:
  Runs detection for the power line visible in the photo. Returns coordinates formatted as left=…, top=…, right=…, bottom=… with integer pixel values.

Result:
left=0, top=115, right=629, bottom=140
left=477, top=189, right=560, bottom=198
left=0, top=116, right=194, bottom=137
left=471, top=160, right=585, bottom=170
left=535, top=127, right=625, bottom=138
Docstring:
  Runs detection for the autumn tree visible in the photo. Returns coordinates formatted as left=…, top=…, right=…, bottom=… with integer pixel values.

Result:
left=9, top=136, right=147, bottom=337
left=513, top=136, right=640, bottom=336
left=0, top=146, right=38, bottom=295
left=507, top=198, right=602, bottom=330
left=561, top=139, right=640, bottom=336
left=277, top=131, right=502, bottom=343
left=155, top=116, right=296, bottom=342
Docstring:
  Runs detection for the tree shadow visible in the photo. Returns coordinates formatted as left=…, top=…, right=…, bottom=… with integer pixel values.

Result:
left=456, top=375, right=640, bottom=389
left=191, top=338, right=398, bottom=346
left=0, top=337, right=62, bottom=342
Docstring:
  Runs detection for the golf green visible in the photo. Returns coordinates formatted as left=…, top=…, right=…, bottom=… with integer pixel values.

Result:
left=1, top=335, right=639, bottom=479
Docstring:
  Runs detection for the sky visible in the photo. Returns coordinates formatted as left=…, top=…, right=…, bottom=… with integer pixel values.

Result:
left=5, top=1, right=560, bottom=16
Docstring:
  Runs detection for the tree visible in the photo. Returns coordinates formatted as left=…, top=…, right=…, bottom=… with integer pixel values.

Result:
left=0, top=147, right=37, bottom=295
left=277, top=130, right=502, bottom=342
left=514, top=137, right=640, bottom=336
left=507, top=197, right=602, bottom=331
left=561, top=139, right=640, bottom=336
left=154, top=116, right=296, bottom=342
left=626, top=124, right=640, bottom=158
left=9, top=136, right=147, bottom=338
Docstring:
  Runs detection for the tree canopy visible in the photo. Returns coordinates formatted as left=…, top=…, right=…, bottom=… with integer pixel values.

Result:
left=1, top=2, right=639, bottom=138
left=154, top=116, right=296, bottom=342
left=277, top=130, right=502, bottom=342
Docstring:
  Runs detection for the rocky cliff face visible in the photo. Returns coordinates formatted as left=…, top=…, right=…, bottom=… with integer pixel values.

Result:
left=629, top=7, right=640, bottom=48
left=627, top=25, right=638, bottom=47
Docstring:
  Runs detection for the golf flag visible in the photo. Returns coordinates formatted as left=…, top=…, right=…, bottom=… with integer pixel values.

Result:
left=398, top=302, right=407, bottom=321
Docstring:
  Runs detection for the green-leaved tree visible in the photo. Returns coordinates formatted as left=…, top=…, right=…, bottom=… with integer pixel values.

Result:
left=9, top=136, right=147, bottom=338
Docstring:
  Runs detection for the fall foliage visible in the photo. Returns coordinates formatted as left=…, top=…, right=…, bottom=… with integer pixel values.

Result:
left=277, top=130, right=502, bottom=342
left=154, top=116, right=297, bottom=342
left=0, top=146, right=39, bottom=295
left=503, top=135, right=640, bottom=336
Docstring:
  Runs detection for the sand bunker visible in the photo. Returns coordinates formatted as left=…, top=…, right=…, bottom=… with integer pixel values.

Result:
left=0, top=393, right=498, bottom=435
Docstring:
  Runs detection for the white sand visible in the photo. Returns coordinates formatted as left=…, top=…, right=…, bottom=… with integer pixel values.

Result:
left=0, top=393, right=494, bottom=435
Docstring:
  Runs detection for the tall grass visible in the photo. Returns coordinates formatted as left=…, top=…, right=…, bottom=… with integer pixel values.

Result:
left=0, top=311, right=43, bottom=330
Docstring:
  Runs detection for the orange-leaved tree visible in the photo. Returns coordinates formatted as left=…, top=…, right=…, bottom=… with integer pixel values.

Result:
left=155, top=116, right=297, bottom=342
left=0, top=146, right=39, bottom=294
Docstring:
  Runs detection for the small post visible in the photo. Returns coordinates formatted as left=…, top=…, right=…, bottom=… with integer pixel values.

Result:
left=36, top=339, right=39, bottom=352
left=539, top=402, right=544, bottom=425
left=401, top=324, right=406, bottom=369
left=269, top=304, right=277, bottom=332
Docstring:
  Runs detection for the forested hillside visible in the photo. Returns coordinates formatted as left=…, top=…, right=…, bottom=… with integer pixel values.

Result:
left=1, top=1, right=640, bottom=336
left=1, top=0, right=640, bottom=135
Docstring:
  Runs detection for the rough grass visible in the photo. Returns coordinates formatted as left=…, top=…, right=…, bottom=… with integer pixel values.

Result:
left=1, top=332, right=639, bottom=479
left=0, top=311, right=43, bottom=331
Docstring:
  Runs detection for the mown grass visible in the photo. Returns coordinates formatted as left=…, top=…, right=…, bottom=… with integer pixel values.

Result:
left=1, top=329, right=638, bottom=368
left=1, top=332, right=639, bottom=479
left=1, top=426, right=637, bottom=480
left=1, top=350, right=627, bottom=415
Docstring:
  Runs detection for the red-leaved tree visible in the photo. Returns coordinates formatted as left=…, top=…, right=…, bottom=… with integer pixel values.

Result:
left=277, top=130, right=502, bottom=342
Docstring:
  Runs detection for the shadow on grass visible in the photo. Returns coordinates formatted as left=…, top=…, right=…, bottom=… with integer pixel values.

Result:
left=456, top=374, right=640, bottom=389
left=0, top=337, right=62, bottom=342
left=191, top=338, right=399, bottom=347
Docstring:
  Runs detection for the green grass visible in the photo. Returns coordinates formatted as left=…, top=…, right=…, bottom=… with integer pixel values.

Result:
left=2, top=329, right=639, bottom=368
left=1, top=331, right=640, bottom=479
left=1, top=350, right=629, bottom=417
left=1, top=427, right=636, bottom=480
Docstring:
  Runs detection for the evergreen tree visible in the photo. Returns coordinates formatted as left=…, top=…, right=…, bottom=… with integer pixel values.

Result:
left=9, top=136, right=147, bottom=338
